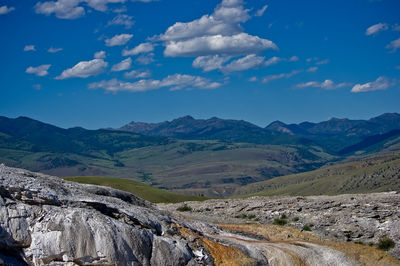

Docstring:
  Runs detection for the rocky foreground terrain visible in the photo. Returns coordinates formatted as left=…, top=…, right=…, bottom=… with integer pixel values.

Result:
left=1, top=164, right=399, bottom=265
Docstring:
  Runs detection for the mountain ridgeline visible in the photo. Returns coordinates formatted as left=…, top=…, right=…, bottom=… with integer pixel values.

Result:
left=120, top=113, right=400, bottom=154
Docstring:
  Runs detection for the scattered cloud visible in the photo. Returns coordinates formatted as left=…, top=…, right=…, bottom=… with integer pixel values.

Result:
left=193, top=55, right=295, bottom=73
left=48, top=47, right=63, bottom=53
left=135, top=53, right=155, bottom=65
left=122, top=43, right=154, bottom=56
left=351, top=76, right=391, bottom=93
left=24, top=45, right=36, bottom=52
left=386, top=37, right=400, bottom=53
left=296, top=79, right=351, bottom=90
left=124, top=70, right=151, bottom=79
left=248, top=76, right=258, bottom=82
left=89, top=74, right=221, bottom=93
left=262, top=70, right=302, bottom=83
left=316, top=59, right=329, bottom=65
left=26, top=64, right=51, bottom=77
left=192, top=55, right=232, bottom=72
left=34, top=0, right=157, bottom=19
left=223, top=54, right=279, bottom=72
left=111, top=57, right=132, bottom=72
left=164, top=33, right=277, bottom=57
left=94, top=51, right=106, bottom=59
left=107, top=14, right=134, bottom=29
left=0, top=5, right=15, bottom=15
left=105, top=33, right=133, bottom=46
left=393, top=24, right=400, bottom=31
left=34, top=0, right=86, bottom=19
left=366, top=23, right=389, bottom=36
left=288, top=56, right=299, bottom=62
left=307, top=66, right=318, bottom=72
left=56, top=59, right=108, bottom=79
left=254, top=5, right=268, bottom=17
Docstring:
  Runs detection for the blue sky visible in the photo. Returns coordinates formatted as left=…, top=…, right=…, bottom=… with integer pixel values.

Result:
left=0, top=0, right=399, bottom=129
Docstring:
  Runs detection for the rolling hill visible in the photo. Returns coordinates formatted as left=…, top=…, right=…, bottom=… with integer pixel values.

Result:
left=234, top=152, right=400, bottom=197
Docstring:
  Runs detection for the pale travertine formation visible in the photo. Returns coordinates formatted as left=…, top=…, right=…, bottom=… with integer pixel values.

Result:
left=1, top=164, right=399, bottom=265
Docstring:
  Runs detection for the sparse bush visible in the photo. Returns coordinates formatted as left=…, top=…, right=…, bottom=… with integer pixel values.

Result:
left=177, top=204, right=192, bottom=212
left=293, top=217, right=299, bottom=222
left=273, top=218, right=287, bottom=226
left=248, top=214, right=256, bottom=219
left=378, top=236, right=395, bottom=251
left=303, top=225, right=311, bottom=231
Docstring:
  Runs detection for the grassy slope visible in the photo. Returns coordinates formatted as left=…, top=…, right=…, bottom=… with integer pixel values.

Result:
left=1, top=140, right=336, bottom=197
left=65, top=176, right=207, bottom=203
left=234, top=153, right=400, bottom=197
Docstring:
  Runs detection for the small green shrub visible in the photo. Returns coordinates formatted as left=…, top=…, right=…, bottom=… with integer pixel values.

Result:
left=377, top=236, right=395, bottom=251
left=303, top=225, right=311, bottom=231
left=176, top=204, right=192, bottom=212
left=293, top=217, right=299, bottom=222
left=248, top=214, right=256, bottom=219
left=273, top=218, right=287, bottom=226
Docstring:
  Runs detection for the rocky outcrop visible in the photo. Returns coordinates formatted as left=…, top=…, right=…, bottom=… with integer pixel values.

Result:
left=1, top=164, right=399, bottom=265
left=0, top=164, right=206, bottom=265
left=160, top=192, right=400, bottom=261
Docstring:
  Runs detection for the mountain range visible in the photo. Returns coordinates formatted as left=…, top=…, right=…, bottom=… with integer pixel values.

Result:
left=1, top=113, right=400, bottom=196
left=120, top=113, right=400, bottom=153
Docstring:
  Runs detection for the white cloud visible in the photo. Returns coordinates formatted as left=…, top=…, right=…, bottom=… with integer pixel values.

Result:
left=254, top=5, right=268, bottom=17
left=307, top=66, right=318, bottom=72
left=89, top=74, right=222, bottom=93
left=33, top=0, right=160, bottom=20
left=56, top=59, right=108, bottom=79
left=164, top=33, right=277, bottom=57
left=248, top=76, right=258, bottom=82
left=351, top=76, right=390, bottom=93
left=107, top=14, right=134, bottom=29
left=192, top=55, right=232, bottom=72
left=26, top=65, right=51, bottom=77
left=122, top=43, right=154, bottom=56
left=193, top=54, right=287, bottom=73
left=124, top=70, right=151, bottom=79
left=34, top=0, right=85, bottom=19
left=223, top=54, right=267, bottom=72
left=158, top=0, right=249, bottom=42
left=157, top=0, right=277, bottom=59
left=48, top=47, right=63, bottom=53
left=316, top=59, right=329, bottom=65
left=386, top=37, right=400, bottom=52
left=35, top=0, right=157, bottom=19
left=288, top=56, right=299, bottom=62
left=135, top=53, right=154, bottom=65
left=0, top=5, right=15, bottom=15
left=85, top=0, right=125, bottom=12
left=366, top=23, right=388, bottom=36
left=111, top=57, right=132, bottom=72
left=262, top=70, right=302, bottom=83
left=94, top=50, right=106, bottom=59
left=105, top=33, right=133, bottom=46
left=393, top=24, right=400, bottom=31
left=297, top=79, right=351, bottom=90
left=24, top=45, right=36, bottom=52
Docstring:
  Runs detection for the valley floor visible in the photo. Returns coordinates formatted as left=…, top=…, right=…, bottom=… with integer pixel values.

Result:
left=159, top=192, right=400, bottom=264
